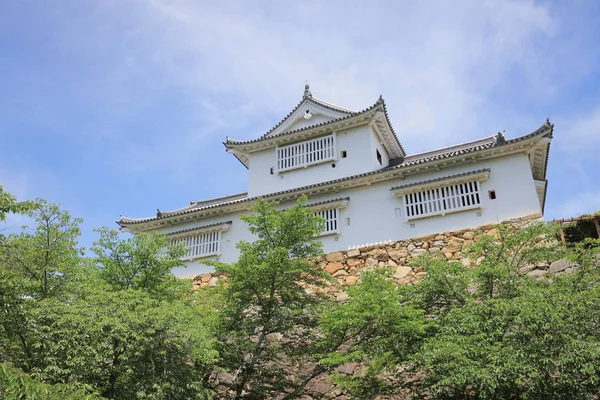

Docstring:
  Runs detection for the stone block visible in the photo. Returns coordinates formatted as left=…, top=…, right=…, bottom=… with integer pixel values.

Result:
left=462, top=231, right=475, bottom=240
left=208, top=277, right=219, bottom=287
left=373, top=249, right=389, bottom=261
left=389, top=249, right=409, bottom=261
left=345, top=275, right=359, bottom=286
left=411, top=248, right=428, bottom=257
left=366, top=258, right=378, bottom=266
left=326, top=262, right=345, bottom=274
left=393, top=266, right=412, bottom=279
left=326, top=252, right=345, bottom=262
left=528, top=269, right=548, bottom=280
left=333, top=269, right=348, bottom=278
left=347, top=249, right=360, bottom=258
left=347, top=258, right=363, bottom=267
left=549, top=259, right=576, bottom=274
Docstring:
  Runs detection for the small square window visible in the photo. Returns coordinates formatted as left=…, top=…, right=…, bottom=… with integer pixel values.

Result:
left=270, top=167, right=274, bottom=175
left=489, top=190, right=496, bottom=200
left=376, top=149, right=382, bottom=165
left=332, top=163, right=336, bottom=168
left=341, top=150, right=347, bottom=158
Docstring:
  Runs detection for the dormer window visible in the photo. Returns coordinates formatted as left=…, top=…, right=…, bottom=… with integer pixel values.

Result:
left=276, top=134, right=336, bottom=172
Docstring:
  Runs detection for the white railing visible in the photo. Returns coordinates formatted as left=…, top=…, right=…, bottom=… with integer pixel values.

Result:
left=315, top=208, right=339, bottom=235
left=404, top=180, right=481, bottom=220
left=171, top=231, right=221, bottom=259
left=277, top=134, right=336, bottom=172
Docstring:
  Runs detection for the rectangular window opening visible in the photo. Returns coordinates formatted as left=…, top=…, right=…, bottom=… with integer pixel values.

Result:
left=315, top=208, right=339, bottom=235
left=170, top=231, right=221, bottom=259
left=488, top=190, right=496, bottom=200
left=404, top=179, right=482, bottom=220
left=341, top=150, right=347, bottom=158
left=277, top=134, right=336, bottom=172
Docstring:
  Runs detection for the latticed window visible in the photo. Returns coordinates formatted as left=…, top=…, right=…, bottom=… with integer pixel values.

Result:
left=314, top=208, right=339, bottom=235
left=404, top=180, right=482, bottom=220
left=170, top=231, right=221, bottom=259
left=277, top=134, right=336, bottom=172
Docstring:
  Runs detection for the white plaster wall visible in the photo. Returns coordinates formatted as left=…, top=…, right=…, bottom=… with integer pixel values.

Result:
left=370, top=127, right=390, bottom=169
left=285, top=114, right=335, bottom=131
left=248, top=125, right=382, bottom=197
left=164, top=153, right=542, bottom=277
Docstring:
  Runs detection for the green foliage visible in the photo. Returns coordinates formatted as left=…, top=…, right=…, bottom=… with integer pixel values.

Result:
left=210, top=196, right=329, bottom=399
left=4, top=185, right=600, bottom=400
left=318, top=269, right=429, bottom=399
left=25, top=287, right=218, bottom=399
left=0, top=362, right=102, bottom=399
left=92, top=227, right=185, bottom=295
left=0, top=189, right=218, bottom=399
left=408, top=224, right=600, bottom=399
left=0, top=186, right=34, bottom=222
left=0, top=199, right=83, bottom=299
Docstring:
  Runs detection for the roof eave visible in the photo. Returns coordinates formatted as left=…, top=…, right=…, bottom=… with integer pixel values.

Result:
left=121, top=121, right=553, bottom=231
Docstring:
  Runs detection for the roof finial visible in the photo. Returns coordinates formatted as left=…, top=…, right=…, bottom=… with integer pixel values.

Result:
left=495, top=130, right=506, bottom=145
left=303, top=80, right=312, bottom=98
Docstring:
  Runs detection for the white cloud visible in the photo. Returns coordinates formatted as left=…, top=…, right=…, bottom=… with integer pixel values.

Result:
left=67, top=0, right=561, bottom=179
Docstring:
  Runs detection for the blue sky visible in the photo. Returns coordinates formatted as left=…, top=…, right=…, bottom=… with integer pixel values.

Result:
left=1, top=0, right=599, bottom=250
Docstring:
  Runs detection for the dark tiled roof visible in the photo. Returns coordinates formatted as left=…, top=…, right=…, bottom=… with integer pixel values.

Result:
left=305, top=197, right=350, bottom=208
left=167, top=221, right=233, bottom=236
left=119, top=121, right=553, bottom=227
left=390, top=169, right=491, bottom=192
left=190, top=192, right=248, bottom=208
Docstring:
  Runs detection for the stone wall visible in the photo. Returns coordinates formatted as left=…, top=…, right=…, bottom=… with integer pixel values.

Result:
left=193, top=213, right=547, bottom=295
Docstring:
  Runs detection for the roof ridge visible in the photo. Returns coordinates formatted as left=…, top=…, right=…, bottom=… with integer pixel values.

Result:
left=310, top=96, right=357, bottom=114
left=404, top=134, right=498, bottom=160
left=191, top=191, right=248, bottom=206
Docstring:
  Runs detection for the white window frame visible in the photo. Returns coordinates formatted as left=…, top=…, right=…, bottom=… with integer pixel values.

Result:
left=168, top=222, right=231, bottom=260
left=276, top=133, right=337, bottom=173
left=314, top=208, right=340, bottom=236
left=391, top=170, right=490, bottom=222
left=308, top=198, right=349, bottom=237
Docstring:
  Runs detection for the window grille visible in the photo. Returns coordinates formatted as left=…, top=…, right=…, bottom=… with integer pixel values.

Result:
left=404, top=180, right=481, bottom=220
left=277, top=134, right=336, bottom=172
left=171, top=231, right=221, bottom=259
left=314, top=208, right=339, bottom=235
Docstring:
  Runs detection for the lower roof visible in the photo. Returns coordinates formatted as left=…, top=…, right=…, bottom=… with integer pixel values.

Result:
left=118, top=120, right=553, bottom=230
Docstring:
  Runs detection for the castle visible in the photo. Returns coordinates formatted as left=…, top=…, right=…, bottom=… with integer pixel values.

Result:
left=118, top=84, right=553, bottom=277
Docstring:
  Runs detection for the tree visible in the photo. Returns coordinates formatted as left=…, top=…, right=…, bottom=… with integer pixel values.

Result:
left=0, top=198, right=83, bottom=299
left=91, top=227, right=185, bottom=295
left=407, top=223, right=600, bottom=399
left=317, top=269, right=429, bottom=399
left=1, top=196, right=218, bottom=399
left=210, top=196, right=329, bottom=399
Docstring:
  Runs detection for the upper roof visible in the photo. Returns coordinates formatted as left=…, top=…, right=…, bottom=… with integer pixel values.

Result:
left=224, top=84, right=407, bottom=167
left=118, top=120, right=553, bottom=230
left=262, top=83, right=356, bottom=138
